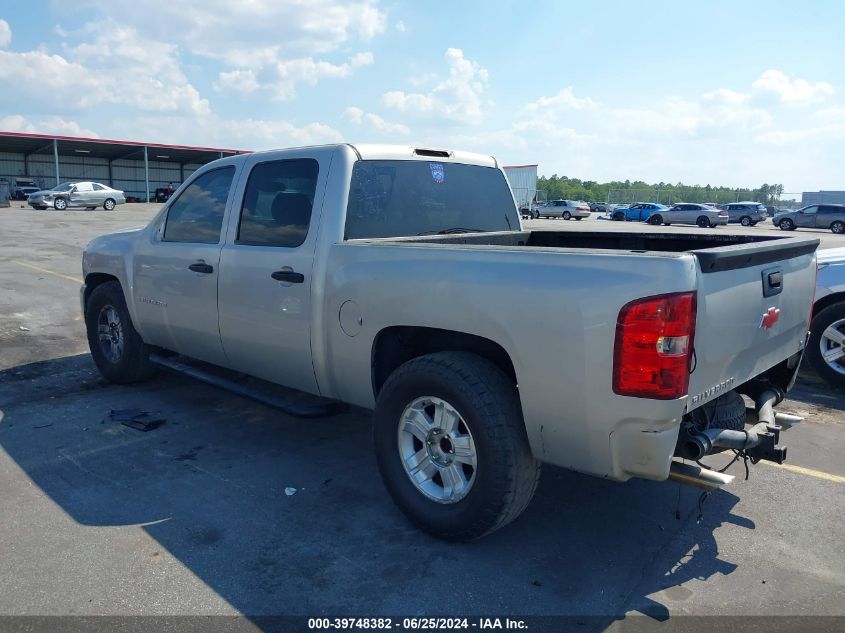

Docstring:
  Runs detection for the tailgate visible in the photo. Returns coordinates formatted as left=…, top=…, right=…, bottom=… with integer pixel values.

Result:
left=686, top=237, right=819, bottom=409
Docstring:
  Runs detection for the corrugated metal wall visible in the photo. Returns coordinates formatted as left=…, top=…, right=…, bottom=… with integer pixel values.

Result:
left=0, top=152, right=208, bottom=199
left=802, top=191, right=845, bottom=205
left=503, top=166, right=538, bottom=208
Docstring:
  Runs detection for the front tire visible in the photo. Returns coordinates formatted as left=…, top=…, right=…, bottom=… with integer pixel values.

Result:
left=613, top=213, right=625, bottom=221
left=696, top=216, right=710, bottom=228
left=808, top=303, right=845, bottom=389
left=779, top=218, right=795, bottom=231
left=563, top=211, right=572, bottom=220
left=740, top=216, right=752, bottom=227
left=648, top=214, right=663, bottom=225
left=54, top=197, right=68, bottom=210
left=104, top=198, right=116, bottom=211
left=85, top=281, right=156, bottom=384
left=373, top=352, right=540, bottom=541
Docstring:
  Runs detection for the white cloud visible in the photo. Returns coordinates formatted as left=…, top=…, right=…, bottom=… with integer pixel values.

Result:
left=0, top=19, right=11, bottom=48
left=342, top=107, right=409, bottom=135
left=382, top=48, right=489, bottom=124
left=74, top=0, right=384, bottom=98
left=395, top=20, right=406, bottom=32
left=214, top=69, right=261, bottom=95
left=0, top=114, right=99, bottom=137
left=0, top=25, right=209, bottom=115
left=216, top=51, right=374, bottom=100
left=702, top=88, right=749, bottom=105
left=342, top=106, right=365, bottom=124
left=752, top=69, right=834, bottom=104
left=105, top=114, right=344, bottom=150
left=524, top=87, right=599, bottom=112
left=79, top=0, right=386, bottom=59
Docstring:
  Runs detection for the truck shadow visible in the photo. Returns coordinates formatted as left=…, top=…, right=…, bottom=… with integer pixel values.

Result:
left=0, top=354, right=811, bottom=627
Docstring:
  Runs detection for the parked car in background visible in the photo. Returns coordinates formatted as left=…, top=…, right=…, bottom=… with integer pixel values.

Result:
left=809, top=247, right=845, bottom=388
left=537, top=199, right=590, bottom=220
left=589, top=201, right=608, bottom=213
left=27, top=181, right=126, bottom=211
left=773, top=205, right=845, bottom=234
left=610, top=202, right=668, bottom=223
left=723, top=201, right=768, bottom=226
left=663, top=203, right=729, bottom=228
left=12, top=185, right=40, bottom=200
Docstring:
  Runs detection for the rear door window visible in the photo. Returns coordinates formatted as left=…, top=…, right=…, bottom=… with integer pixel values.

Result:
left=163, top=167, right=235, bottom=243
left=237, top=159, right=319, bottom=247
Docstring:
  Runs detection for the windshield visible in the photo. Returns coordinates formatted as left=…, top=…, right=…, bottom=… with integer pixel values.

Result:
left=50, top=183, right=74, bottom=192
left=344, top=160, right=519, bottom=239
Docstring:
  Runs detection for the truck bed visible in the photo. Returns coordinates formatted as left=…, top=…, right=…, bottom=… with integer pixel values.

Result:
left=361, top=230, right=819, bottom=272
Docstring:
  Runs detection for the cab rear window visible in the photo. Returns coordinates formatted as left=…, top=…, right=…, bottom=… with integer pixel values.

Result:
left=345, top=161, right=519, bottom=239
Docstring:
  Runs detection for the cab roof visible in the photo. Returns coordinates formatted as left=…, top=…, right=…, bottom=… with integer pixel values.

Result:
left=348, top=144, right=498, bottom=168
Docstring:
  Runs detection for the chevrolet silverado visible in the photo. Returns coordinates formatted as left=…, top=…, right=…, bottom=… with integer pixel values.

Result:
left=81, top=144, right=818, bottom=540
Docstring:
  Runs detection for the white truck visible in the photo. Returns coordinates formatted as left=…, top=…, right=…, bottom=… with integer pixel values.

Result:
left=81, top=144, right=818, bottom=540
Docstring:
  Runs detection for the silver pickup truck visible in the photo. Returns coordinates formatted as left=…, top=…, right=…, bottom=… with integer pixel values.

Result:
left=81, top=144, right=818, bottom=540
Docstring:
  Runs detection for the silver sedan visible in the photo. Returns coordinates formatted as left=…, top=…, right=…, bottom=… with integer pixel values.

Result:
left=28, top=181, right=126, bottom=211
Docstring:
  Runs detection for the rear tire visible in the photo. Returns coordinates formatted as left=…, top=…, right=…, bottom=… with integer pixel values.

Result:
left=696, top=216, right=710, bottom=228
left=807, top=302, right=845, bottom=389
left=831, top=221, right=845, bottom=234
left=740, top=216, right=752, bottom=227
left=85, top=281, right=156, bottom=384
left=563, top=211, right=571, bottom=220
left=373, top=352, right=540, bottom=541
left=104, top=198, right=116, bottom=211
left=648, top=214, right=663, bottom=225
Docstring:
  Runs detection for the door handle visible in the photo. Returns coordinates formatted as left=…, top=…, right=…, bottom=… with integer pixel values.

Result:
left=188, top=263, right=214, bottom=274
left=271, top=270, right=305, bottom=283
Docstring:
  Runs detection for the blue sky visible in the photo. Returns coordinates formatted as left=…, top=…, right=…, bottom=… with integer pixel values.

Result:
left=1, top=0, right=843, bottom=192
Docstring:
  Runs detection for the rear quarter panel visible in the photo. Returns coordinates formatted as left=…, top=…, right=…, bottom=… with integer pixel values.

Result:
left=321, top=242, right=698, bottom=480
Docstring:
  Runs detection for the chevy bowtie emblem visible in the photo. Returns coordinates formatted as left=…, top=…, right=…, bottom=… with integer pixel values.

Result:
left=759, top=306, right=780, bottom=329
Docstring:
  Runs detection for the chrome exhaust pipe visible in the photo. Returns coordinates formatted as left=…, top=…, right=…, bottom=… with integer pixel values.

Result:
left=669, top=461, right=735, bottom=491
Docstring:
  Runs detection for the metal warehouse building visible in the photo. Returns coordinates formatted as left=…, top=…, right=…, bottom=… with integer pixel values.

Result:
left=0, top=132, right=246, bottom=202
left=503, top=164, right=538, bottom=210
left=802, top=191, right=845, bottom=206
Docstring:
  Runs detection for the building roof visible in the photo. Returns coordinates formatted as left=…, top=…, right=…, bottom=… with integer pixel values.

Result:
left=0, top=131, right=247, bottom=163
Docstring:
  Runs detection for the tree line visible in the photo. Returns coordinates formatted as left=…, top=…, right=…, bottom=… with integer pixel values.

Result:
left=537, top=175, right=787, bottom=206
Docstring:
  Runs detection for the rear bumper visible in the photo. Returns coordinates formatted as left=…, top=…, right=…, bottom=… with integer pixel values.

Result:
left=608, top=348, right=805, bottom=482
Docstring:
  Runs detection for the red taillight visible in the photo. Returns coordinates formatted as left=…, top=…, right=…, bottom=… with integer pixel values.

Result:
left=613, top=292, right=697, bottom=400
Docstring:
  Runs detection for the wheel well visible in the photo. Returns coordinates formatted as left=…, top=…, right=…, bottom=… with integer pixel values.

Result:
left=814, top=292, right=845, bottom=318
left=371, top=326, right=517, bottom=397
left=84, top=273, right=121, bottom=307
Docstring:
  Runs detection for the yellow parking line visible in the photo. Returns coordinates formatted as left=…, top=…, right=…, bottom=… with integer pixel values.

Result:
left=13, top=261, right=82, bottom=284
left=761, top=461, right=845, bottom=484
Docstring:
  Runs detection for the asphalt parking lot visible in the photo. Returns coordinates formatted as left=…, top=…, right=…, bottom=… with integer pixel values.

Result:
left=1, top=203, right=843, bottom=629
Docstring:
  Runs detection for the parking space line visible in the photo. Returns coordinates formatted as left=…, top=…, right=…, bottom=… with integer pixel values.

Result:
left=761, top=461, right=845, bottom=484
left=13, top=261, right=82, bottom=284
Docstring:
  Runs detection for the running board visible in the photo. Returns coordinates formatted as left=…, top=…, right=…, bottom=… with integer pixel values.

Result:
left=150, top=353, right=348, bottom=419
left=668, top=460, right=734, bottom=491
